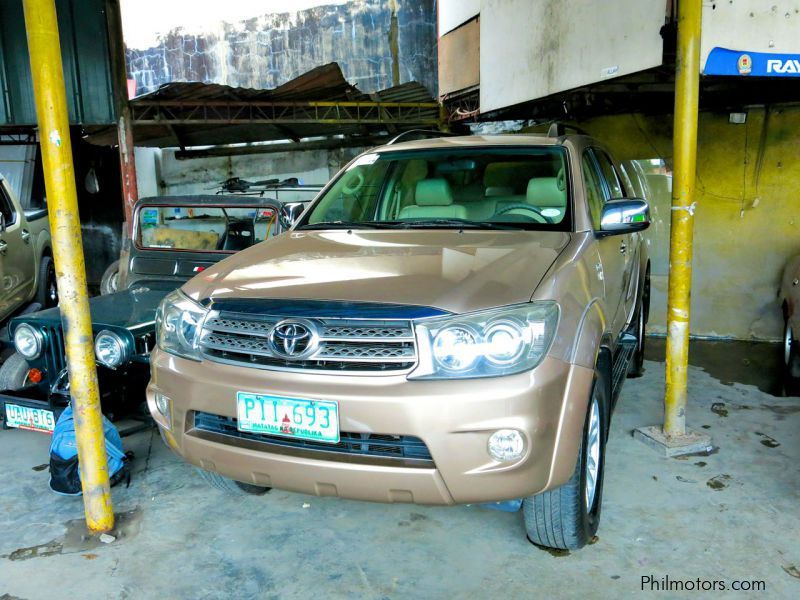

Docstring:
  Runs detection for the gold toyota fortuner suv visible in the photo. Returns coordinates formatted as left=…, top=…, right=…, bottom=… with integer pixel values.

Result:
left=148, top=133, right=651, bottom=550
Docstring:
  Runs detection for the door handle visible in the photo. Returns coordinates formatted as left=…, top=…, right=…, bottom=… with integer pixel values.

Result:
left=0, top=240, right=7, bottom=255
left=619, top=241, right=627, bottom=254
left=21, top=229, right=30, bottom=243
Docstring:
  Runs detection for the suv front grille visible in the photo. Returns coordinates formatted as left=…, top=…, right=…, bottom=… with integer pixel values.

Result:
left=198, top=312, right=418, bottom=373
left=193, top=412, right=433, bottom=465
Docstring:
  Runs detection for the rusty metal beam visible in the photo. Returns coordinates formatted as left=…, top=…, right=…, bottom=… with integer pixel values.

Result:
left=105, top=0, right=138, bottom=233
left=174, top=135, right=387, bottom=160
left=130, top=100, right=440, bottom=126
left=24, top=0, right=114, bottom=533
left=664, top=0, right=702, bottom=437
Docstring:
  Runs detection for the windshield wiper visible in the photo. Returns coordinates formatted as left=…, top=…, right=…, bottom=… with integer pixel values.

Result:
left=297, top=219, right=523, bottom=231
left=386, top=219, right=522, bottom=231
left=296, top=221, right=395, bottom=230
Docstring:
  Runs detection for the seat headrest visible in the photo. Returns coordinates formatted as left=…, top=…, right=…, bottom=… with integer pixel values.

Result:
left=415, top=178, right=454, bottom=206
left=527, top=177, right=567, bottom=207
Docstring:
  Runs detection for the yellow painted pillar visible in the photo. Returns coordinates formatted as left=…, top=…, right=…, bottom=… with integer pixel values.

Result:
left=664, top=0, right=702, bottom=437
left=23, top=0, right=114, bottom=532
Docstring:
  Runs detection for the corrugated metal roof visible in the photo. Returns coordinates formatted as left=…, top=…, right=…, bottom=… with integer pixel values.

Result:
left=85, top=63, right=439, bottom=148
left=133, top=63, right=358, bottom=104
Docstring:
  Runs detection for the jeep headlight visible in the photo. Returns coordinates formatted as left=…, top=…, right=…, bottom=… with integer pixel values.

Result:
left=156, top=290, right=207, bottom=361
left=410, top=302, right=559, bottom=379
left=14, top=324, right=44, bottom=359
left=94, top=330, right=130, bottom=368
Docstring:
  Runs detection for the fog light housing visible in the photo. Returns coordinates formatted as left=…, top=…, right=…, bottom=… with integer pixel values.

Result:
left=154, top=393, right=171, bottom=427
left=488, top=429, right=525, bottom=462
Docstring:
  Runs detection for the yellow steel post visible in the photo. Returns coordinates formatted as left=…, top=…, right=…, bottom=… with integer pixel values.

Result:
left=23, top=0, right=114, bottom=532
left=664, top=0, right=702, bottom=437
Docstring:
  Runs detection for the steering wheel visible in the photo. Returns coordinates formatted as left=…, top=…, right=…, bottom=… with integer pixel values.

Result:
left=342, top=170, right=365, bottom=195
left=493, top=203, right=552, bottom=224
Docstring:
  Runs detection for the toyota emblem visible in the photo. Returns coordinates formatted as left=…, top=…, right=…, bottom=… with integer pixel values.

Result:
left=268, top=319, right=319, bottom=359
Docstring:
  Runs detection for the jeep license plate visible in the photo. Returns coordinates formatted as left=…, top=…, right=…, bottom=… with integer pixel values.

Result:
left=236, top=392, right=339, bottom=443
left=4, top=403, right=56, bottom=433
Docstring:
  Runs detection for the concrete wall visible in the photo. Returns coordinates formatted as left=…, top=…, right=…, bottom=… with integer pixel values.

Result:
left=137, top=147, right=363, bottom=197
left=125, top=0, right=437, bottom=96
left=479, top=0, right=665, bottom=113
left=573, top=106, right=800, bottom=341
left=134, top=147, right=162, bottom=198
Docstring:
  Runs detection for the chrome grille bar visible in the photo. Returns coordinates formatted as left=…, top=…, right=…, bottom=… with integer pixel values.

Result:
left=198, top=311, right=418, bottom=373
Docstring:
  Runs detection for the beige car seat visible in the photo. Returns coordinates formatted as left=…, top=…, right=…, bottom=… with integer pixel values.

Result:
left=398, top=178, right=468, bottom=220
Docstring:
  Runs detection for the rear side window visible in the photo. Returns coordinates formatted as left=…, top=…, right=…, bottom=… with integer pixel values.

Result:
left=592, top=149, right=625, bottom=199
left=581, top=153, right=605, bottom=230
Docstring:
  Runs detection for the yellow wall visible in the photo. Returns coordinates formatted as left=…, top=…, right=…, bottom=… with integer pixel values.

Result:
left=570, top=106, right=799, bottom=340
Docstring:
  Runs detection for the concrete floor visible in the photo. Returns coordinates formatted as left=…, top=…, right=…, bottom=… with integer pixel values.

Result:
left=1, top=351, right=798, bottom=598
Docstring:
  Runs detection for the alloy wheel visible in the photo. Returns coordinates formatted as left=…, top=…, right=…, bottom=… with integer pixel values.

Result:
left=47, top=263, right=58, bottom=306
left=785, top=323, right=793, bottom=366
left=585, top=396, right=601, bottom=512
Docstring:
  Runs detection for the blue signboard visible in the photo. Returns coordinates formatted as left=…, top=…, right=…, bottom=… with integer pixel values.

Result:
left=705, top=47, right=800, bottom=77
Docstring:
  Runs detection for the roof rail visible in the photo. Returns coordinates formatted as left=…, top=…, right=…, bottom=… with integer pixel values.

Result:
left=547, top=122, right=589, bottom=138
left=385, top=129, right=458, bottom=145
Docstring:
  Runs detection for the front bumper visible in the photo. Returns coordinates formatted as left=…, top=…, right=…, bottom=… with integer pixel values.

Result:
left=148, top=348, right=594, bottom=505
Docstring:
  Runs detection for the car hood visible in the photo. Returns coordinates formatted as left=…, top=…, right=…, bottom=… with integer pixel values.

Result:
left=182, top=230, right=571, bottom=314
left=11, top=287, right=168, bottom=331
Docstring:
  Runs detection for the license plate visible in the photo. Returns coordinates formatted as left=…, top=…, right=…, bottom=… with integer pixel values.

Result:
left=4, top=403, right=56, bottom=433
left=236, top=392, right=339, bottom=443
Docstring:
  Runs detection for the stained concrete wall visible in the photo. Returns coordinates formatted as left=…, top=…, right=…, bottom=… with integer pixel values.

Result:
left=125, top=1, right=437, bottom=96
left=137, top=147, right=363, bottom=198
left=574, top=106, right=800, bottom=341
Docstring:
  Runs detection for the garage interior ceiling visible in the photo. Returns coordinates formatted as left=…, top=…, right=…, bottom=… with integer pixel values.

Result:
left=84, top=63, right=440, bottom=150
left=445, top=26, right=800, bottom=123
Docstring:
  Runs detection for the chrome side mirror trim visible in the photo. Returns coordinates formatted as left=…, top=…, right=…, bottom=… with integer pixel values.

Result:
left=599, top=198, right=651, bottom=235
left=279, top=202, right=307, bottom=231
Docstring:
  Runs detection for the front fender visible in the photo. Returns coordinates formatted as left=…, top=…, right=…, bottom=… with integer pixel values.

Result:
left=570, top=299, right=609, bottom=370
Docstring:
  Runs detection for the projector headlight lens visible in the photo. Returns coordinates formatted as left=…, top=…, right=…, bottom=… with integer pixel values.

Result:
left=156, top=290, right=207, bottom=361
left=14, top=324, right=43, bottom=359
left=410, top=302, right=559, bottom=379
left=432, top=326, right=480, bottom=372
left=94, top=330, right=129, bottom=368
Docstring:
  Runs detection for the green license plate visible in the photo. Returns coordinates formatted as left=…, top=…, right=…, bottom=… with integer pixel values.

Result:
left=236, top=392, right=339, bottom=443
left=4, top=403, right=56, bottom=433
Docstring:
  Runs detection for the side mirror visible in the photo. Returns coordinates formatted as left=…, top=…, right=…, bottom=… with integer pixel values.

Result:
left=278, top=202, right=307, bottom=230
left=599, top=198, right=650, bottom=235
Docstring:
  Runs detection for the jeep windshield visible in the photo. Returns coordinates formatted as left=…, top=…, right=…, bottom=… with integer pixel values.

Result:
left=136, top=205, right=278, bottom=251
left=299, top=147, right=571, bottom=231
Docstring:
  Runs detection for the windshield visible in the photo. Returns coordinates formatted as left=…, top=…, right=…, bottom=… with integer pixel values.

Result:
left=300, top=147, right=571, bottom=231
left=137, top=205, right=278, bottom=251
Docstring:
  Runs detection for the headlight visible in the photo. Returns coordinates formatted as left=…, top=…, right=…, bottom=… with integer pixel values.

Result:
left=14, top=324, right=43, bottom=359
left=410, top=302, right=559, bottom=379
left=156, top=290, right=207, bottom=361
left=94, top=330, right=130, bottom=368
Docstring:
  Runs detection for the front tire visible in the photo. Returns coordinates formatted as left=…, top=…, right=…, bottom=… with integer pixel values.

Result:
left=35, top=256, right=58, bottom=308
left=195, top=467, right=271, bottom=495
left=100, top=260, right=120, bottom=296
left=784, top=317, right=800, bottom=380
left=523, top=369, right=608, bottom=551
left=0, top=353, right=31, bottom=391
left=628, top=266, right=650, bottom=378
